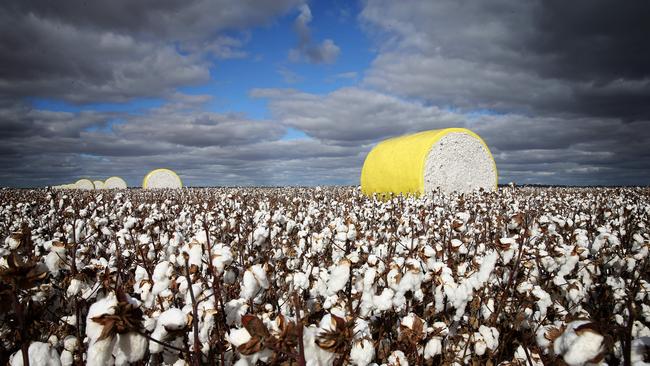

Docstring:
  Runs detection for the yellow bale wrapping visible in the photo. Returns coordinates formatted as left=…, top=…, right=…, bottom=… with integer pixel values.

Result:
left=361, top=128, right=497, bottom=196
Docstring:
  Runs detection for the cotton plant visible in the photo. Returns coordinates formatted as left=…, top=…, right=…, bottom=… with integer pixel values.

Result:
left=85, top=291, right=148, bottom=366
left=0, top=186, right=649, bottom=365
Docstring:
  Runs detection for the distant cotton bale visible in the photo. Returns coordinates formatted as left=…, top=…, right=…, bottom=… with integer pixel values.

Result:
left=361, top=128, right=497, bottom=196
left=142, top=168, right=182, bottom=189
left=93, top=180, right=105, bottom=189
left=74, top=179, right=95, bottom=190
left=104, top=176, right=128, bottom=189
left=53, top=184, right=75, bottom=189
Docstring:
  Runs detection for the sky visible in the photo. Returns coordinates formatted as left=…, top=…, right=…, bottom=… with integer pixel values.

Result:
left=1, top=0, right=649, bottom=187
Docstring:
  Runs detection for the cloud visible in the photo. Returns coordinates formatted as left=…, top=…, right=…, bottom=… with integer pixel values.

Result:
left=289, top=4, right=340, bottom=64
left=0, top=95, right=369, bottom=187
left=253, top=87, right=463, bottom=144
left=0, top=0, right=301, bottom=103
left=277, top=66, right=304, bottom=84
left=360, top=0, right=650, bottom=120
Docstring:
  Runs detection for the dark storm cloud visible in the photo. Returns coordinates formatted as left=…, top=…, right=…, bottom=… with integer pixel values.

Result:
left=531, top=1, right=650, bottom=83
left=361, top=0, right=650, bottom=120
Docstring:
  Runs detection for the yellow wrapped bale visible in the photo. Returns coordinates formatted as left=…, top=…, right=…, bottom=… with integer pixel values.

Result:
left=104, top=176, right=128, bottom=189
left=142, top=168, right=183, bottom=189
left=74, top=178, right=95, bottom=190
left=361, top=128, right=497, bottom=196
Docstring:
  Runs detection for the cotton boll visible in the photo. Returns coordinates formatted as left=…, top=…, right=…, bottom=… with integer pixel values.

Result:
left=252, top=225, right=268, bottom=246
left=327, top=259, right=351, bottom=296
left=241, top=265, right=269, bottom=300
left=302, top=325, right=336, bottom=366
left=474, top=332, right=487, bottom=356
left=61, top=314, right=77, bottom=326
left=45, top=242, right=68, bottom=275
left=152, top=261, right=173, bottom=296
left=387, top=265, right=401, bottom=291
left=66, top=278, right=85, bottom=297
left=478, top=325, right=499, bottom=352
left=349, top=339, right=375, bottom=366
left=553, top=254, right=579, bottom=286
left=397, top=260, right=424, bottom=294
left=481, top=298, right=495, bottom=320
left=60, top=350, right=73, bottom=366
left=211, top=244, right=233, bottom=274
left=86, top=338, right=116, bottom=366
left=150, top=308, right=189, bottom=354
left=373, top=288, right=394, bottom=312
left=226, top=327, right=252, bottom=348
left=532, top=286, right=552, bottom=320
left=5, top=234, right=21, bottom=250
left=631, top=337, right=650, bottom=365
left=86, top=293, right=117, bottom=353
left=186, top=241, right=203, bottom=271
left=553, top=321, right=604, bottom=366
left=225, top=299, right=249, bottom=326
left=113, top=332, right=148, bottom=366
left=9, top=342, right=61, bottom=366
left=353, top=318, right=372, bottom=340
left=293, top=271, right=310, bottom=290
left=387, top=350, right=409, bottom=366
left=513, top=345, right=544, bottom=365
left=424, top=337, right=443, bottom=359
left=61, top=336, right=79, bottom=366
left=347, top=224, right=357, bottom=241
left=63, top=336, right=78, bottom=352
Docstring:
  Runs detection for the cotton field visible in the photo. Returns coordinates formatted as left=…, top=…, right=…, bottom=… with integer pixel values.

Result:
left=1, top=186, right=649, bottom=366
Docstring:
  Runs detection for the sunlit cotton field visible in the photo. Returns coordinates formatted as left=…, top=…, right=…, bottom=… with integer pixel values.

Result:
left=1, top=186, right=649, bottom=365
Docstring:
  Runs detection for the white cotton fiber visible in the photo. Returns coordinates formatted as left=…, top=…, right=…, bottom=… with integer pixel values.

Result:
left=10, top=342, right=61, bottom=366
left=423, top=132, right=496, bottom=194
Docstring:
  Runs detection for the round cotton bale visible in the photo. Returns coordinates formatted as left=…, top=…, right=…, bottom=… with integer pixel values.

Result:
left=142, top=168, right=182, bottom=189
left=53, top=184, right=73, bottom=189
left=93, top=180, right=105, bottom=189
left=361, top=128, right=497, bottom=196
left=74, top=178, right=95, bottom=190
left=104, top=176, right=127, bottom=189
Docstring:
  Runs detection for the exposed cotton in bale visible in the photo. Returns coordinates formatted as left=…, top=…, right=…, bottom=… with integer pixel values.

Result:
left=361, top=128, right=497, bottom=196
left=74, top=179, right=95, bottom=190
left=93, top=180, right=105, bottom=189
left=142, top=168, right=182, bottom=189
left=104, top=176, right=127, bottom=189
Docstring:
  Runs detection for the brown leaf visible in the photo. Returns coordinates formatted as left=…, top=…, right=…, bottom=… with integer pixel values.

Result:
left=238, top=336, right=265, bottom=355
left=92, top=314, right=118, bottom=341
left=90, top=296, right=144, bottom=341
left=242, top=315, right=270, bottom=339
left=544, top=326, right=564, bottom=342
left=316, top=315, right=352, bottom=354
left=574, top=322, right=600, bottom=336
left=0, top=253, right=47, bottom=289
